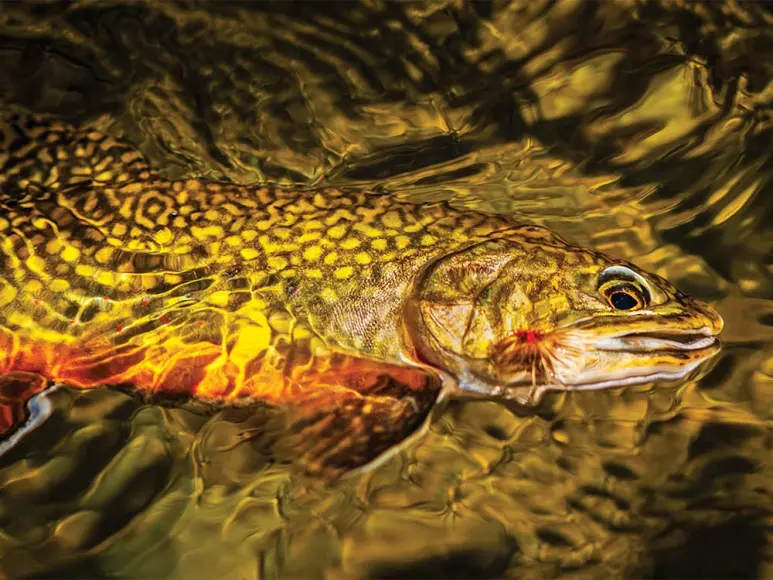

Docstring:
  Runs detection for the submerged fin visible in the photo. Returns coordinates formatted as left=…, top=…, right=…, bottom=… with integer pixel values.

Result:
left=267, top=352, right=445, bottom=479
left=0, top=371, right=51, bottom=437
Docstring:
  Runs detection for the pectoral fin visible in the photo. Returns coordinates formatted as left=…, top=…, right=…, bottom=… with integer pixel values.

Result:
left=270, top=353, right=445, bottom=479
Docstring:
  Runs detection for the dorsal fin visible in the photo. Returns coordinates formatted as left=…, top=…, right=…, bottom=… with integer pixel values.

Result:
left=0, top=109, right=151, bottom=197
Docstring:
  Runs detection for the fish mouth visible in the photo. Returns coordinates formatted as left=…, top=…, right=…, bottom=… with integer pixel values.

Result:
left=592, top=327, right=720, bottom=354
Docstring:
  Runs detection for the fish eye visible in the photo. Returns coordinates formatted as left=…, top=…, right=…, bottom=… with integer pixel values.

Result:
left=601, top=283, right=646, bottom=311
left=598, top=266, right=651, bottom=311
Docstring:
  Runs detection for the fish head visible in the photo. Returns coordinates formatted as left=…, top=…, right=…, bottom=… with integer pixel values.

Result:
left=406, top=225, right=723, bottom=404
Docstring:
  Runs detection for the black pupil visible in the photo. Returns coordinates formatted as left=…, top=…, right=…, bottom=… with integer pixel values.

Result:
left=610, top=291, right=638, bottom=310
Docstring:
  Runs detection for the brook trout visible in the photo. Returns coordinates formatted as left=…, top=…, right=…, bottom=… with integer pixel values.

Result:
left=0, top=111, right=722, bottom=476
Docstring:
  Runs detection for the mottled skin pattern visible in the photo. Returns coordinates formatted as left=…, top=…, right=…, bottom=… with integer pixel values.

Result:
left=0, top=111, right=723, bottom=476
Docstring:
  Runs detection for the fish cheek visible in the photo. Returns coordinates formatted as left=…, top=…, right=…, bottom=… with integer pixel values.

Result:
left=418, top=300, right=475, bottom=355
left=460, top=306, right=500, bottom=359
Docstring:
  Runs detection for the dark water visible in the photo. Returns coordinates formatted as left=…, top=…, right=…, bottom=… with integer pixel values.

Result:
left=1, top=1, right=772, bottom=578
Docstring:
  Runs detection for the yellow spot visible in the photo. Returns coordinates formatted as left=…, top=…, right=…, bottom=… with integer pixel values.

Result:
left=208, top=291, right=230, bottom=307
left=0, top=284, right=17, bottom=307
left=0, top=218, right=9, bottom=232
left=112, top=223, right=127, bottom=237
left=60, top=246, right=81, bottom=263
left=341, top=238, right=361, bottom=250
left=141, top=275, right=159, bottom=290
left=420, top=234, right=437, bottom=246
left=334, top=266, right=354, bottom=280
left=45, top=239, right=63, bottom=255
left=268, top=256, right=288, bottom=271
left=371, top=238, right=388, bottom=251
left=355, top=252, right=372, bottom=265
left=280, top=269, right=297, bottom=279
left=25, top=255, right=46, bottom=273
left=256, top=220, right=272, bottom=231
left=381, top=212, right=402, bottom=229
left=154, top=227, right=173, bottom=245
left=240, top=248, right=260, bottom=260
left=298, top=231, right=321, bottom=243
left=120, top=183, right=142, bottom=194
left=395, top=235, right=411, bottom=250
left=95, top=171, right=113, bottom=182
left=354, top=224, right=383, bottom=238
left=50, top=279, right=69, bottom=292
left=328, top=225, right=347, bottom=239
left=320, top=287, right=338, bottom=302
left=173, top=245, right=193, bottom=255
left=225, top=235, right=242, bottom=247
left=205, top=209, right=220, bottom=221
left=305, top=268, right=323, bottom=278
left=173, top=216, right=187, bottom=228
left=241, top=230, right=257, bottom=241
left=304, top=246, right=322, bottom=261
left=323, top=251, right=338, bottom=265
left=25, top=279, right=43, bottom=295
left=7, top=311, right=33, bottom=328
left=191, top=225, right=224, bottom=240
left=293, top=325, right=312, bottom=339
left=279, top=242, right=299, bottom=253
left=96, top=271, right=115, bottom=286
left=75, top=264, right=95, bottom=277
left=163, top=273, right=182, bottom=285
left=94, top=247, right=114, bottom=264
left=404, top=223, right=423, bottom=233
left=107, top=238, right=123, bottom=247
left=274, top=228, right=291, bottom=240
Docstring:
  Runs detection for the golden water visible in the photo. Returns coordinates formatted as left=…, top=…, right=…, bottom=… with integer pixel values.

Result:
left=1, top=1, right=772, bottom=578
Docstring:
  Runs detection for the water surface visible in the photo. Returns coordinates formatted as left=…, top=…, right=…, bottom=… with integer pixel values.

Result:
left=1, top=1, right=772, bottom=578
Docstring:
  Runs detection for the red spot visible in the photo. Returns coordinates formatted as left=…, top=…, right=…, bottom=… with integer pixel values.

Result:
left=117, top=324, right=123, bottom=332
left=34, top=300, right=40, bottom=306
left=515, top=329, right=543, bottom=344
left=160, top=316, right=169, bottom=324
left=142, top=299, right=149, bottom=306
left=198, top=321, right=204, bottom=327
left=70, top=319, right=75, bottom=324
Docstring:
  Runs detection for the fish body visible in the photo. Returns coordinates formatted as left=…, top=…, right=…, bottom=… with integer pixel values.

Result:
left=0, top=112, right=723, bottom=475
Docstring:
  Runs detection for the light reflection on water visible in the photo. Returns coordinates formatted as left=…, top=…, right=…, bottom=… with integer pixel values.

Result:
left=1, top=1, right=772, bottom=578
